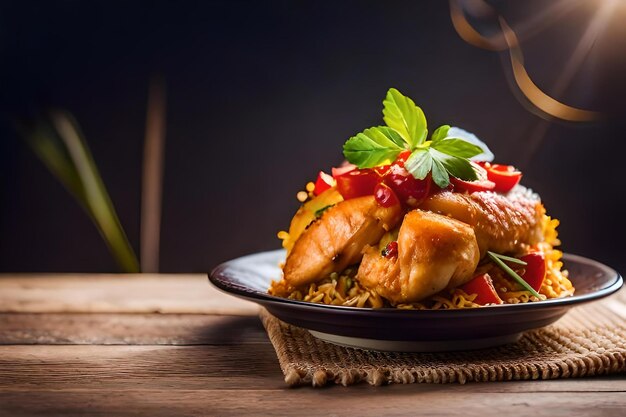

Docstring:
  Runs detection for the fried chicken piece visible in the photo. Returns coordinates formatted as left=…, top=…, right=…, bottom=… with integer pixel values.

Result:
left=357, top=190, right=543, bottom=304
left=358, top=210, right=480, bottom=304
left=276, top=196, right=402, bottom=295
left=419, top=190, right=543, bottom=255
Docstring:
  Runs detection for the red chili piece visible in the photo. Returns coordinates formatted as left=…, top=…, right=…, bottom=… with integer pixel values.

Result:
left=518, top=252, right=546, bottom=291
left=335, top=168, right=381, bottom=200
left=373, top=182, right=400, bottom=207
left=331, top=163, right=356, bottom=178
left=313, top=171, right=334, bottom=196
left=481, top=162, right=523, bottom=193
left=460, top=273, right=503, bottom=305
left=393, top=150, right=413, bottom=167
left=383, top=164, right=431, bottom=207
left=381, top=241, right=398, bottom=258
left=449, top=162, right=496, bottom=193
left=333, top=152, right=433, bottom=206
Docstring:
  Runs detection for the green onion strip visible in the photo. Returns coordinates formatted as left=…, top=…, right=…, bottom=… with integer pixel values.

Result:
left=489, top=253, right=527, bottom=265
left=487, top=251, right=542, bottom=299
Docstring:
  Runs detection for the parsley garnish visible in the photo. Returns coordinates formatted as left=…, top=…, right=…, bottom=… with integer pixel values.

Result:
left=342, top=88, right=485, bottom=188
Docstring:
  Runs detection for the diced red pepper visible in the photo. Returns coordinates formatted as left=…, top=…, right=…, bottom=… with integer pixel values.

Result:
left=519, top=252, right=546, bottom=291
left=335, top=168, right=381, bottom=200
left=450, top=177, right=495, bottom=193
left=331, top=163, right=356, bottom=178
left=383, top=164, right=431, bottom=207
left=450, top=162, right=496, bottom=193
left=460, top=273, right=503, bottom=305
left=373, top=182, right=400, bottom=207
left=381, top=241, right=398, bottom=258
left=373, top=164, right=391, bottom=177
left=393, top=150, right=413, bottom=167
left=482, top=162, right=522, bottom=193
left=332, top=151, right=433, bottom=206
left=313, top=171, right=335, bottom=196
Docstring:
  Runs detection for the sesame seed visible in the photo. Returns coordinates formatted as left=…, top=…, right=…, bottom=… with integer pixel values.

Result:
left=296, top=191, right=308, bottom=202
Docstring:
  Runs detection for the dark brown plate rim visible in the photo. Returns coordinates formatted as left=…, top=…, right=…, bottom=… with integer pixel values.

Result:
left=209, top=250, right=623, bottom=317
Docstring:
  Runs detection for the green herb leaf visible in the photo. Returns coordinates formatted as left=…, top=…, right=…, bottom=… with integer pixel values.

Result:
left=404, top=149, right=432, bottom=180
left=487, top=251, right=542, bottom=298
left=430, top=157, right=450, bottom=188
left=314, top=205, right=334, bottom=218
left=382, top=88, right=427, bottom=148
left=432, top=138, right=484, bottom=159
left=430, top=125, right=450, bottom=145
left=447, top=127, right=494, bottom=161
left=343, top=126, right=406, bottom=168
left=431, top=149, right=478, bottom=181
left=343, top=88, right=497, bottom=189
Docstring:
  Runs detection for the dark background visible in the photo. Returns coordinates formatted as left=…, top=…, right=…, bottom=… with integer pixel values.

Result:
left=1, top=0, right=625, bottom=273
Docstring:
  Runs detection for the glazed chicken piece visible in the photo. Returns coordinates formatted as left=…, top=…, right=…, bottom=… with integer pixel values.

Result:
left=358, top=210, right=480, bottom=304
left=277, top=195, right=402, bottom=295
left=419, top=190, right=543, bottom=255
left=357, top=190, right=544, bottom=304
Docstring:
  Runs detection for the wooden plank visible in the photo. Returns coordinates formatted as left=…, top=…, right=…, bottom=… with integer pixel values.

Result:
left=0, top=345, right=286, bottom=391
left=0, top=314, right=268, bottom=345
left=0, top=389, right=624, bottom=417
left=0, top=274, right=622, bottom=316
left=0, top=274, right=258, bottom=315
left=0, top=345, right=624, bottom=393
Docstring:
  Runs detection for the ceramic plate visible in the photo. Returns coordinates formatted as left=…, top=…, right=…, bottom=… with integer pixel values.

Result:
left=209, top=250, right=622, bottom=352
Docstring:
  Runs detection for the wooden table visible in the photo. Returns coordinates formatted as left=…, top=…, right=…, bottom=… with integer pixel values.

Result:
left=0, top=274, right=624, bottom=416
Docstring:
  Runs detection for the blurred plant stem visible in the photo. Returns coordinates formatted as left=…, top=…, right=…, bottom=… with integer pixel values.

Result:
left=141, top=77, right=166, bottom=273
left=18, top=111, right=140, bottom=272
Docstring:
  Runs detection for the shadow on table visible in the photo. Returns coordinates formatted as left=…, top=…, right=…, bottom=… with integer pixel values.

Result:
left=194, top=315, right=269, bottom=345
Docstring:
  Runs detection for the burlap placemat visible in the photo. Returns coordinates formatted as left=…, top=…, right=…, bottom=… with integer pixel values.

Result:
left=260, top=290, right=626, bottom=387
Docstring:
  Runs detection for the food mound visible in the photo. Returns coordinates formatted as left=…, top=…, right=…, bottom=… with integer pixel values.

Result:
left=269, top=88, right=574, bottom=309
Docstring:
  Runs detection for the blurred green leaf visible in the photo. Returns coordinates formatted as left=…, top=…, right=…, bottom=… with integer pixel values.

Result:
left=18, top=110, right=139, bottom=272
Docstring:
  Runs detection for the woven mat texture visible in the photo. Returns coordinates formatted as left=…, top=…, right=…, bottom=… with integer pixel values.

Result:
left=260, top=290, right=626, bottom=387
